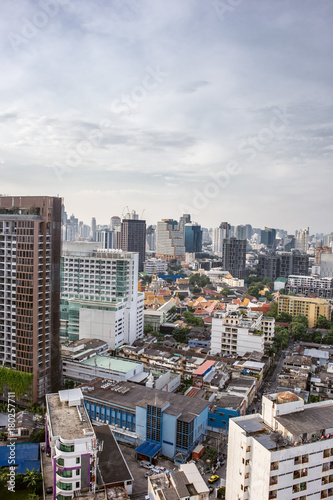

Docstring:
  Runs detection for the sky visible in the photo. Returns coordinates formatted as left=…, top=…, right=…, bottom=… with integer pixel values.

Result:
left=0, top=0, right=332, bottom=234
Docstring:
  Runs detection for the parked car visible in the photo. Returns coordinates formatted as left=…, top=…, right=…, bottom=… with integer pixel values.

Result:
left=140, top=460, right=154, bottom=469
left=208, top=474, right=219, bottom=483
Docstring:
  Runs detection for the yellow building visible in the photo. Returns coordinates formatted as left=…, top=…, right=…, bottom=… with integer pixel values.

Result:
left=278, top=295, right=331, bottom=328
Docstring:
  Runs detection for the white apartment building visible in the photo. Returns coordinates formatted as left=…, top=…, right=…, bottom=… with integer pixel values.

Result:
left=286, top=275, right=333, bottom=299
left=144, top=258, right=168, bottom=275
left=210, top=305, right=275, bottom=356
left=61, top=242, right=144, bottom=348
left=46, top=388, right=97, bottom=498
left=226, top=392, right=333, bottom=500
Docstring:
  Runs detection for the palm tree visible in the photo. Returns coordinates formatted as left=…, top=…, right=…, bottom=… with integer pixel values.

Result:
left=23, top=469, right=42, bottom=492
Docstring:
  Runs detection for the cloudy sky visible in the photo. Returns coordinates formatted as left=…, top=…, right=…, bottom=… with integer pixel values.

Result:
left=1, top=0, right=332, bottom=233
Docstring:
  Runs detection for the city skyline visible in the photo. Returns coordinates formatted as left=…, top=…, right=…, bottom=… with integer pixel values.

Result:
left=1, top=1, right=332, bottom=232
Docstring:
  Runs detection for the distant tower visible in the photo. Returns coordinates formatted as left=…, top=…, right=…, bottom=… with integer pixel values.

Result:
left=91, top=217, right=97, bottom=241
left=119, top=211, right=146, bottom=272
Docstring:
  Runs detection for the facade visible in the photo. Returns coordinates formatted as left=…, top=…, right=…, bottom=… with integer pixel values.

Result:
left=261, top=227, right=276, bottom=249
left=285, top=275, right=333, bottom=299
left=258, top=251, right=309, bottom=281
left=277, top=295, right=331, bottom=328
left=156, top=219, right=185, bottom=261
left=146, top=225, right=156, bottom=252
left=45, top=388, right=97, bottom=499
left=210, top=306, right=275, bottom=356
left=226, top=392, right=333, bottom=500
left=0, top=196, right=61, bottom=402
left=119, top=216, right=146, bottom=272
left=185, top=223, right=202, bottom=253
left=235, top=225, right=247, bottom=240
left=82, top=379, right=209, bottom=462
left=296, top=227, right=309, bottom=253
left=321, top=254, right=333, bottom=278
left=213, top=222, right=230, bottom=257
left=144, top=258, right=168, bottom=275
left=222, top=238, right=246, bottom=278
left=61, top=243, right=144, bottom=348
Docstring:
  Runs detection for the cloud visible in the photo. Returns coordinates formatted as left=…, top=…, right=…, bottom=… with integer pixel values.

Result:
left=0, top=0, right=332, bottom=232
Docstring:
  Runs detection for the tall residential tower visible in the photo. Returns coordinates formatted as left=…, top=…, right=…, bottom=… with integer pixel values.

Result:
left=0, top=196, right=61, bottom=402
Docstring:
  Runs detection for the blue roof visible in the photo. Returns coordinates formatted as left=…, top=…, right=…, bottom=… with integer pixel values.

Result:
left=17, top=460, right=40, bottom=474
left=135, top=441, right=162, bottom=458
left=0, top=442, right=39, bottom=467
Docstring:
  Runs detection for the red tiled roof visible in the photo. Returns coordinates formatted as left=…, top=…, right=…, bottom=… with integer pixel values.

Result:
left=193, top=360, right=215, bottom=376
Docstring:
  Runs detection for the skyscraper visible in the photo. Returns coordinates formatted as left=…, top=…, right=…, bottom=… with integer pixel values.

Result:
left=185, top=223, right=202, bottom=253
left=156, top=219, right=185, bottom=261
left=212, top=222, right=230, bottom=257
left=119, top=212, right=146, bottom=272
left=296, top=227, right=309, bottom=253
left=0, top=196, right=61, bottom=402
left=91, top=217, right=97, bottom=242
left=222, top=237, right=246, bottom=278
left=60, top=243, right=144, bottom=348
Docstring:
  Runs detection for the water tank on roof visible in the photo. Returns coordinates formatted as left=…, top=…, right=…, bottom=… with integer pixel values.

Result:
left=277, top=392, right=298, bottom=404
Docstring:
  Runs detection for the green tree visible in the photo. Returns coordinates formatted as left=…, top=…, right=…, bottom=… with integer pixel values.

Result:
left=265, top=291, right=273, bottom=301
left=316, top=315, right=331, bottom=329
left=276, top=312, right=293, bottom=323
left=269, top=302, right=278, bottom=318
left=292, top=315, right=308, bottom=327
left=247, top=286, right=260, bottom=299
left=29, top=428, right=45, bottom=443
left=292, top=322, right=307, bottom=340
left=23, top=469, right=42, bottom=493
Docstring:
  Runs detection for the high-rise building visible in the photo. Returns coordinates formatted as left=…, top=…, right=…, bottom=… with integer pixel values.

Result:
left=110, top=215, right=121, bottom=230
left=258, top=253, right=280, bottom=281
left=320, top=254, right=333, bottom=278
left=283, top=234, right=296, bottom=251
left=0, top=196, right=61, bottom=402
left=212, top=222, right=230, bottom=257
left=119, top=212, right=146, bottom=272
left=146, top=225, right=156, bottom=252
left=226, top=392, right=333, bottom=500
left=245, top=224, right=253, bottom=240
left=91, top=217, right=97, bottom=242
left=258, top=250, right=309, bottom=281
left=60, top=243, right=144, bottom=348
left=315, top=246, right=332, bottom=265
left=156, top=219, right=185, bottom=261
left=96, top=228, right=114, bottom=249
left=185, top=223, right=202, bottom=253
left=235, top=225, right=247, bottom=240
left=296, top=227, right=309, bottom=253
left=261, top=227, right=277, bottom=249
left=222, top=238, right=246, bottom=278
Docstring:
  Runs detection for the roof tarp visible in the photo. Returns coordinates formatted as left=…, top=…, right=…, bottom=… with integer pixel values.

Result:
left=135, top=441, right=162, bottom=458
left=0, top=442, right=39, bottom=467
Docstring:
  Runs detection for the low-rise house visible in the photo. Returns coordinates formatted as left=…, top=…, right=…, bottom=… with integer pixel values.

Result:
left=147, top=463, right=209, bottom=500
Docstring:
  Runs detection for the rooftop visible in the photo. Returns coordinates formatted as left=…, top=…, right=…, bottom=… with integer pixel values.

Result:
left=82, top=355, right=142, bottom=373
left=275, top=401, right=333, bottom=438
left=81, top=379, right=209, bottom=423
left=46, top=391, right=94, bottom=441
left=95, top=425, right=133, bottom=486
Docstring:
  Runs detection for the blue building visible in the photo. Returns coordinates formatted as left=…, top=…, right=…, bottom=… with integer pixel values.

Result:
left=82, top=379, right=209, bottom=463
left=185, top=224, right=202, bottom=253
left=207, top=394, right=245, bottom=431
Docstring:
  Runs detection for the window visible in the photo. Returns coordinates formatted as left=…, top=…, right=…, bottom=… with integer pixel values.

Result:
left=76, top=482, right=80, bottom=488
left=76, top=469, right=80, bottom=476
left=76, top=457, right=80, bottom=464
